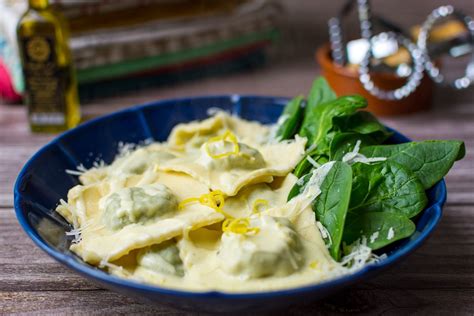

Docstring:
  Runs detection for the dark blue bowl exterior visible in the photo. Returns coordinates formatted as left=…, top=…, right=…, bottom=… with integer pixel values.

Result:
left=14, top=96, right=446, bottom=313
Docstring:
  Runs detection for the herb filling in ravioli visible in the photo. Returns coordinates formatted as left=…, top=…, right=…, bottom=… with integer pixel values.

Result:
left=101, top=184, right=178, bottom=230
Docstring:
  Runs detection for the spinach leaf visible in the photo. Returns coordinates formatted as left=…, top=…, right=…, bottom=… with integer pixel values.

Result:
left=288, top=155, right=331, bottom=201
left=329, top=132, right=384, bottom=161
left=333, top=111, right=391, bottom=139
left=348, top=168, right=370, bottom=210
left=360, top=140, right=465, bottom=189
left=306, top=77, right=337, bottom=117
left=349, top=161, right=428, bottom=219
left=343, top=212, right=416, bottom=250
left=299, top=77, right=343, bottom=142
left=299, top=78, right=336, bottom=143
left=312, top=161, right=352, bottom=260
left=299, top=95, right=367, bottom=146
left=280, top=76, right=465, bottom=257
left=275, top=95, right=305, bottom=140
left=293, top=157, right=314, bottom=178
left=287, top=173, right=311, bottom=201
left=329, top=111, right=391, bottom=160
left=293, top=152, right=328, bottom=178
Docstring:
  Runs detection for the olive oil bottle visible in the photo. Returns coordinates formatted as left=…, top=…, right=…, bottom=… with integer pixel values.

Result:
left=17, top=0, right=80, bottom=133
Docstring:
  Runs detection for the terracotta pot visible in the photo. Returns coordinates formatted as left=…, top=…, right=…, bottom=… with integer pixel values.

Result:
left=316, top=44, right=434, bottom=116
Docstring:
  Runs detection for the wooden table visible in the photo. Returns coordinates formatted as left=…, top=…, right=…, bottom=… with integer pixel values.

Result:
left=1, top=1, right=473, bottom=314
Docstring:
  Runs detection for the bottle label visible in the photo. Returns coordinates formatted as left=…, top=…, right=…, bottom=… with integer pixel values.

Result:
left=21, top=35, right=68, bottom=125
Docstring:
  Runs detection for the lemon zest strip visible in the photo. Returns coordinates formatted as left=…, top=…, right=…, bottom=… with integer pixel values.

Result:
left=204, top=130, right=240, bottom=159
left=222, top=218, right=260, bottom=235
left=309, top=261, right=319, bottom=269
left=178, top=190, right=232, bottom=218
left=252, top=199, right=269, bottom=214
left=178, top=197, right=200, bottom=209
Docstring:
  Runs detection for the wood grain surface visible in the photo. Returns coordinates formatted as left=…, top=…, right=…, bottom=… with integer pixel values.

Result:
left=1, top=0, right=473, bottom=314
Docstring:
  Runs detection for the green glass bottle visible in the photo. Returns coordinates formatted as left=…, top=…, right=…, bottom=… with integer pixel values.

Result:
left=17, top=0, right=81, bottom=133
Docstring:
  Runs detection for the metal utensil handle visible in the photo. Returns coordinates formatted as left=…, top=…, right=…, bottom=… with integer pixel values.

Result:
left=328, top=17, right=346, bottom=66
left=357, top=0, right=373, bottom=40
left=417, top=5, right=474, bottom=89
left=359, top=32, right=425, bottom=100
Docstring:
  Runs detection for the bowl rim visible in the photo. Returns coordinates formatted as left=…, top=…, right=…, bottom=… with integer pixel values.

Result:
left=14, top=95, right=446, bottom=299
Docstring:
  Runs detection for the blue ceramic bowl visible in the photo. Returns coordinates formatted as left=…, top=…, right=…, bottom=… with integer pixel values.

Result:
left=14, top=96, right=446, bottom=313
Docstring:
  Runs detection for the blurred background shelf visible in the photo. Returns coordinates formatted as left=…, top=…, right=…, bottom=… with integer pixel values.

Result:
left=0, top=0, right=281, bottom=102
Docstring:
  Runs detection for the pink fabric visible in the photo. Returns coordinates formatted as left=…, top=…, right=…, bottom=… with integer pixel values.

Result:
left=0, top=59, right=22, bottom=103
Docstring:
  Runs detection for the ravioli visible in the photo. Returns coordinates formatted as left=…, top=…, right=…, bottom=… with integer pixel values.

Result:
left=168, top=112, right=270, bottom=149
left=79, top=143, right=180, bottom=186
left=57, top=171, right=224, bottom=264
left=218, top=215, right=305, bottom=279
left=100, top=184, right=179, bottom=230
left=159, top=130, right=306, bottom=196
left=221, top=174, right=297, bottom=219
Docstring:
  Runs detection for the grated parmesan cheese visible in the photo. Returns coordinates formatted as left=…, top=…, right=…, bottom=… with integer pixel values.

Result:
left=65, top=228, right=82, bottom=244
left=288, top=162, right=337, bottom=226
left=306, top=155, right=320, bottom=168
left=301, top=161, right=335, bottom=199
left=339, top=237, right=372, bottom=268
left=206, top=107, right=231, bottom=117
left=342, top=140, right=387, bottom=165
left=305, top=142, right=317, bottom=154
left=316, top=221, right=332, bottom=247
left=65, top=163, right=89, bottom=176
left=92, top=160, right=106, bottom=169
left=369, top=231, right=379, bottom=243
left=65, top=221, right=91, bottom=244
left=387, top=227, right=395, bottom=240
